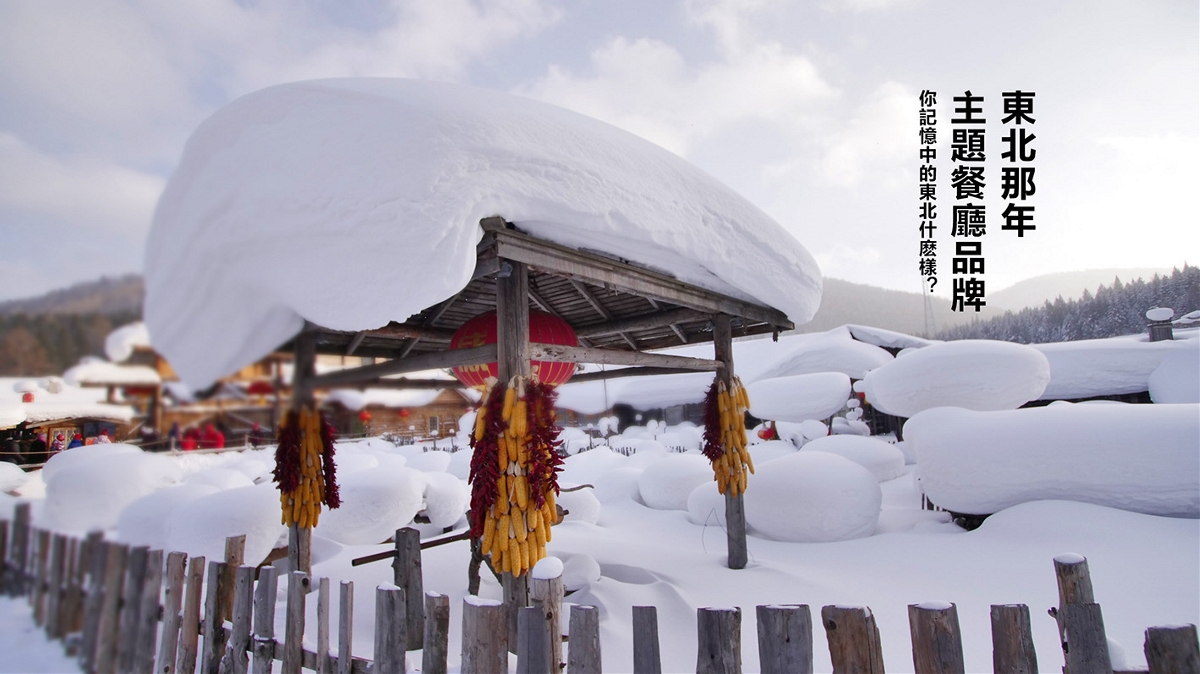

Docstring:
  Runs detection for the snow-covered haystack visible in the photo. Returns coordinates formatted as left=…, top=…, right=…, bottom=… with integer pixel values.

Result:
left=907, top=404, right=1200, bottom=517
left=637, top=453, right=713, bottom=511
left=314, top=466, right=426, bottom=545
left=164, top=484, right=287, bottom=566
left=801, top=435, right=906, bottom=482
left=43, top=447, right=182, bottom=533
left=1149, top=345, right=1199, bottom=403
left=744, top=452, right=881, bottom=542
left=117, top=483, right=220, bottom=550
left=747, top=372, right=851, bottom=422
left=862, top=340, right=1050, bottom=417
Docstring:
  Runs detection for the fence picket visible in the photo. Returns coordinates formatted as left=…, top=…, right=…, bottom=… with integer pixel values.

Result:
left=756, top=604, right=812, bottom=674
left=1144, top=624, right=1199, bottom=674
left=422, top=592, right=450, bottom=674
left=337, top=580, right=354, bottom=674
left=45, top=534, right=66, bottom=639
left=908, top=602, right=964, bottom=674
left=462, top=597, right=507, bottom=674
left=251, top=566, right=278, bottom=674
left=518, top=604, right=552, bottom=674
left=697, top=607, right=741, bottom=674
left=990, top=604, right=1038, bottom=674
left=375, top=585, right=407, bottom=674
left=223, top=565, right=255, bottom=674
left=1062, top=603, right=1112, bottom=674
left=176, top=555, right=207, bottom=674
left=317, top=577, right=331, bottom=674
left=821, top=605, right=885, bottom=674
left=118, top=545, right=151, bottom=672
left=79, top=538, right=109, bottom=673
left=202, top=560, right=227, bottom=674
left=157, top=551, right=188, bottom=674
left=567, top=605, right=601, bottom=674
left=94, top=542, right=130, bottom=674
left=283, top=571, right=310, bottom=674
left=393, top=527, right=424, bottom=651
left=134, top=549, right=165, bottom=674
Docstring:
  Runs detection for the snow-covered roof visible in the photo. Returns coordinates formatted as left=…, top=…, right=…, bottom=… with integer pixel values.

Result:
left=64, top=359, right=161, bottom=387
left=845, top=324, right=935, bottom=350
left=0, top=377, right=136, bottom=425
left=145, top=78, right=822, bottom=389
left=1033, top=332, right=1198, bottom=400
left=105, top=322, right=152, bottom=363
left=325, top=388, right=449, bottom=411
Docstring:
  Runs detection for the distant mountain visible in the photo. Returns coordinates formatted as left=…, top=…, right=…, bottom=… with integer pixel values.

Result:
left=0, top=274, right=144, bottom=316
left=988, top=268, right=1176, bottom=312
left=794, top=278, right=974, bottom=338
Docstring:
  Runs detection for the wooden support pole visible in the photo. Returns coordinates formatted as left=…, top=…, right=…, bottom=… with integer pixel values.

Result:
left=518, top=604, right=553, bottom=674
left=1062, top=603, right=1112, bottom=674
left=392, top=527, right=424, bottom=651
left=223, top=565, right=255, bottom=674
left=1144, top=624, right=1200, bottom=674
left=133, top=549, right=164, bottom=674
left=79, top=538, right=109, bottom=674
left=338, top=580, right=354, bottom=674
left=374, top=585, right=407, bottom=674
left=462, top=597, right=508, bottom=674
left=422, top=592, right=450, bottom=674
left=283, top=571, right=310, bottom=674
left=94, top=542, right=130, bottom=674
left=289, top=329, right=316, bottom=577
left=697, top=607, right=742, bottom=674
left=632, top=605, right=663, bottom=674
left=991, top=604, right=1038, bottom=674
left=251, top=566, right=278, bottom=674
left=756, top=604, right=813, bottom=674
left=177, top=555, right=207, bottom=674
left=567, top=605, right=602, bottom=674
left=118, top=545, right=151, bottom=673
left=714, top=314, right=748, bottom=570
left=908, top=602, right=965, bottom=674
left=317, top=576, right=331, bottom=674
left=156, top=551, right=188, bottom=674
left=820, top=605, right=885, bottom=674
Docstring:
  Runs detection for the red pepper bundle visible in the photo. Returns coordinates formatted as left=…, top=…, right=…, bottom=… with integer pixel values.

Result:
left=467, top=382, right=505, bottom=538
left=319, top=413, right=341, bottom=509
left=273, top=410, right=303, bottom=492
left=701, top=376, right=723, bottom=461
left=524, top=379, right=564, bottom=510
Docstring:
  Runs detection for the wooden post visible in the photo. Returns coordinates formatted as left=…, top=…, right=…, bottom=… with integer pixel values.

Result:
left=94, top=542, right=130, bottom=674
left=283, top=571, right=310, bottom=674
left=45, top=534, right=67, bottom=639
left=316, top=576, right=331, bottom=674
left=337, top=580, right=354, bottom=674
left=756, top=604, right=812, bottom=674
left=177, top=555, right=207, bottom=674
left=12, top=502, right=30, bottom=595
left=32, top=528, right=50, bottom=624
left=713, top=315, right=748, bottom=569
left=697, top=607, right=742, bottom=674
left=133, top=549, right=164, bottom=674
left=61, top=535, right=83, bottom=639
left=222, top=565, right=255, bottom=674
left=1052, top=553, right=1096, bottom=673
left=908, top=602, right=964, bottom=674
left=0, top=519, right=8, bottom=594
left=289, top=329, right=317, bottom=577
left=1062, top=603, right=1112, bottom=674
left=1144, top=624, right=1199, bottom=674
left=991, top=604, right=1038, bottom=674
left=374, top=585, right=407, bottom=674
left=118, top=545, right=151, bottom=673
left=157, top=551, right=189, bottom=674
left=518, top=604, right=553, bottom=674
left=393, top=527, right=424, bottom=651
left=633, top=605, right=663, bottom=674
left=462, top=596, right=508, bottom=673
left=529, top=564, right=565, bottom=671
left=422, top=592, right=450, bottom=674
left=79, top=538, right=109, bottom=674
left=68, top=531, right=101, bottom=638
left=251, top=566, right=278, bottom=674
left=202, top=560, right=228, bottom=674
left=222, top=535, right=246, bottom=622
left=821, top=605, right=885, bottom=674
left=567, top=605, right=601, bottom=674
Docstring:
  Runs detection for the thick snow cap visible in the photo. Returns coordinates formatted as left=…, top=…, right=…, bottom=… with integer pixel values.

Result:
left=146, top=78, right=822, bottom=388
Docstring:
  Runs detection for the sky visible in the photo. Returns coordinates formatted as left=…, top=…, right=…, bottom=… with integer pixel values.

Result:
left=0, top=0, right=1196, bottom=304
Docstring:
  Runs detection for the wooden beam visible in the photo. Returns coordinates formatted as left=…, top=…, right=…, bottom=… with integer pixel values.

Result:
left=529, top=343, right=721, bottom=371
left=568, top=279, right=638, bottom=349
left=529, top=287, right=593, bottom=348
left=574, top=307, right=706, bottom=339
left=345, top=332, right=367, bottom=357
left=489, top=226, right=793, bottom=330
left=567, top=366, right=711, bottom=384
left=318, top=323, right=455, bottom=343
left=400, top=291, right=464, bottom=359
left=345, top=377, right=463, bottom=390
left=309, top=345, right=497, bottom=390
left=648, top=298, right=688, bottom=344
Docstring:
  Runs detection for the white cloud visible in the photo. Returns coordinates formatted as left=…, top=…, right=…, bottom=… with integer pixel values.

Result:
left=819, top=81, right=916, bottom=188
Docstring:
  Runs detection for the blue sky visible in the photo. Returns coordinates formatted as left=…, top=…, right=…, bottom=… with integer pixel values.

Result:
left=0, top=0, right=1196, bottom=303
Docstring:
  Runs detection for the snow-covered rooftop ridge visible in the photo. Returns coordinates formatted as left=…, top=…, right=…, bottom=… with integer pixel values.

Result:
left=105, top=322, right=151, bottom=363
left=845, top=324, right=935, bottom=350
left=64, top=360, right=161, bottom=387
left=145, top=78, right=822, bottom=389
left=324, top=388, right=447, bottom=411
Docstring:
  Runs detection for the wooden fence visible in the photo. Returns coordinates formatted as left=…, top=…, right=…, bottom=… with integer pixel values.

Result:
left=3, top=501, right=1198, bottom=674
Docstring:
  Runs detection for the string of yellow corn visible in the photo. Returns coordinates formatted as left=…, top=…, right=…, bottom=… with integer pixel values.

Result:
left=280, top=406, right=326, bottom=528
left=713, top=376, right=754, bottom=497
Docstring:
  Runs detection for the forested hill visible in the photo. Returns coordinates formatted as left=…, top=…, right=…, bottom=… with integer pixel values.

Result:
left=936, top=265, right=1198, bottom=343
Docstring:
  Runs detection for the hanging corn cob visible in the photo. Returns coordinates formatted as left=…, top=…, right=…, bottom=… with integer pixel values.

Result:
left=273, top=405, right=341, bottom=528
left=701, top=375, right=754, bottom=497
left=468, top=375, right=563, bottom=577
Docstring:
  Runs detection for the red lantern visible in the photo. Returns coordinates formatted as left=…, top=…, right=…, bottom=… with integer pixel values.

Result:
left=358, top=409, right=372, bottom=423
left=246, top=381, right=274, bottom=396
left=21, top=392, right=34, bottom=403
left=450, top=310, right=578, bottom=388
left=399, top=408, right=410, bottom=419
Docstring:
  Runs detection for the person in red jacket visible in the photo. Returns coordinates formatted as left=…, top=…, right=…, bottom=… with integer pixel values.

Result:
left=200, top=423, right=225, bottom=449
left=181, top=427, right=200, bottom=451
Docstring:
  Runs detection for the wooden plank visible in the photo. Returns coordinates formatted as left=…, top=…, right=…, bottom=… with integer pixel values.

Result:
left=462, top=597, right=508, bottom=674
left=756, top=604, right=813, bottom=674
left=392, top=527, right=424, bottom=651
left=422, top=593, right=450, bottom=674
left=201, top=560, right=227, bottom=674
left=567, top=605, right=601, bottom=674
left=156, top=551, right=188, bottom=674
left=529, top=568, right=565, bottom=671
left=517, top=604, right=553, bottom=674
left=697, top=607, right=742, bottom=674
left=223, top=565, right=255, bottom=674
left=44, top=534, right=66, bottom=639
left=283, top=572, right=310, bottom=674
left=1144, top=624, right=1199, bottom=674
left=908, top=602, right=964, bottom=674
left=337, top=581, right=354, bottom=674
left=567, top=278, right=637, bottom=348
left=118, top=545, right=151, bottom=673
left=374, top=585, right=407, bottom=674
left=94, top=542, right=130, bottom=674
left=337, top=377, right=462, bottom=391
left=223, top=535, right=247, bottom=622
left=991, top=604, right=1038, bottom=674
left=715, top=315, right=748, bottom=570
left=1061, top=603, right=1112, bottom=674
left=251, top=566, right=278, bottom=674
left=79, top=538, right=109, bottom=673
left=574, top=307, right=705, bottom=339
left=820, top=605, right=884, bottom=674
left=133, top=549, right=164, bottom=674
left=632, top=605, right=662, bottom=674
left=316, top=577, right=331, bottom=674
left=529, top=343, right=721, bottom=371
left=309, top=344, right=497, bottom=390
left=566, top=366, right=709, bottom=384
left=176, top=555, right=207, bottom=674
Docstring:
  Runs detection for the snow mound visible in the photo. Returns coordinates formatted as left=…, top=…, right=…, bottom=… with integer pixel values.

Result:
left=906, top=404, right=1200, bottom=516
left=145, top=78, right=821, bottom=388
left=686, top=481, right=726, bottom=527
left=560, top=447, right=628, bottom=487
left=800, top=420, right=829, bottom=440
left=747, top=440, right=798, bottom=465
left=105, top=322, right=152, bottom=363
left=801, top=435, right=906, bottom=482
left=182, top=467, right=255, bottom=490
left=747, top=373, right=851, bottom=422
left=0, top=463, right=28, bottom=492
left=1149, top=345, right=1199, bottom=403
left=751, top=327, right=893, bottom=381
left=314, top=466, right=425, bottom=544
left=558, top=487, right=601, bottom=524
left=117, top=483, right=221, bottom=550
left=1034, top=336, right=1194, bottom=400
left=43, top=450, right=182, bottom=533
left=165, top=484, right=286, bottom=565
left=637, top=453, right=714, bottom=511
left=420, top=471, right=469, bottom=528
left=745, top=452, right=881, bottom=542
left=561, top=554, right=602, bottom=591
left=41, top=443, right=141, bottom=483
left=863, top=340, right=1050, bottom=416
left=532, top=556, right=564, bottom=580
